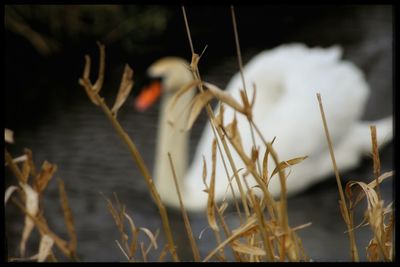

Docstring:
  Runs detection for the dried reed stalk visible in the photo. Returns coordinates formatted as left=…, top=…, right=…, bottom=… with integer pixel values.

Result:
left=167, top=153, right=201, bottom=261
left=370, top=126, right=382, bottom=199
left=182, top=6, right=251, bottom=218
left=78, top=43, right=179, bottom=261
left=317, top=93, right=359, bottom=261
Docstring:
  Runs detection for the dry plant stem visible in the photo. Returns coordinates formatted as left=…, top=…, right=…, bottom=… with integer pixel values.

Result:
left=212, top=119, right=246, bottom=221
left=214, top=205, right=243, bottom=262
left=376, top=236, right=390, bottom=261
left=266, top=143, right=289, bottom=231
left=115, top=240, right=130, bottom=261
left=167, top=153, right=201, bottom=262
left=215, top=121, right=244, bottom=224
left=230, top=6, right=262, bottom=175
left=12, top=198, right=77, bottom=261
left=214, top=229, right=226, bottom=261
left=57, top=178, right=78, bottom=260
left=370, top=126, right=382, bottom=199
left=208, top=141, right=226, bottom=261
left=5, top=11, right=55, bottom=55
left=24, top=148, right=37, bottom=177
left=92, top=93, right=179, bottom=262
left=317, top=93, right=359, bottom=261
left=182, top=6, right=250, bottom=218
left=188, top=6, right=276, bottom=224
left=251, top=120, right=269, bottom=146
left=215, top=105, right=243, bottom=221
left=367, top=126, right=389, bottom=262
left=242, top=178, right=275, bottom=261
left=181, top=6, right=194, bottom=56
left=387, top=213, right=394, bottom=260
left=79, top=47, right=179, bottom=262
left=5, top=149, right=24, bottom=182
left=140, top=242, right=148, bottom=262
left=203, top=215, right=257, bottom=262
left=222, top=128, right=278, bottom=221
left=266, top=143, right=300, bottom=261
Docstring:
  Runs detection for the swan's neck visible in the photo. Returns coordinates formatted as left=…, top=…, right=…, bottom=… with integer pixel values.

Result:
left=154, top=88, right=195, bottom=208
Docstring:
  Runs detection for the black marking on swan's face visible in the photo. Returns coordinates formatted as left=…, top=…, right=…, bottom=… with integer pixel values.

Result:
left=142, top=75, right=163, bottom=90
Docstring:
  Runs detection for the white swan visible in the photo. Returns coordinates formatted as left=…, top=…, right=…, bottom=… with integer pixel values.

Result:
left=134, top=43, right=393, bottom=212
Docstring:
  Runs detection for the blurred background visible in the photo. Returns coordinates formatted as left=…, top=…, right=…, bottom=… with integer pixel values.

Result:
left=5, top=5, right=393, bottom=261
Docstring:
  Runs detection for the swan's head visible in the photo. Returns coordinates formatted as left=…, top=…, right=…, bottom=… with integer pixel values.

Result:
left=134, top=57, right=193, bottom=112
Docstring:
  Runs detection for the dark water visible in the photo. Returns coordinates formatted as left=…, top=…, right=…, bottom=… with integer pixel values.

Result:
left=5, top=5, right=393, bottom=261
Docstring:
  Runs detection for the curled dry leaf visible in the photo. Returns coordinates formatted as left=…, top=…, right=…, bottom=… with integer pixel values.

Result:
left=5, top=185, right=19, bottom=206
left=186, top=90, right=214, bottom=130
left=225, top=113, right=244, bottom=156
left=168, top=80, right=201, bottom=112
left=270, top=156, right=308, bottom=179
left=19, top=182, right=39, bottom=257
left=21, top=181, right=39, bottom=214
left=5, top=128, right=14, bottom=144
left=124, top=212, right=139, bottom=256
left=231, top=240, right=266, bottom=256
left=203, top=82, right=245, bottom=114
left=20, top=181, right=39, bottom=214
left=37, top=234, right=54, bottom=262
left=111, top=64, right=134, bottom=117
left=366, top=200, right=392, bottom=261
left=202, top=156, right=208, bottom=193
left=5, top=154, right=28, bottom=167
left=349, top=171, right=394, bottom=208
left=345, top=181, right=379, bottom=211
left=203, top=215, right=258, bottom=262
left=207, top=139, right=219, bottom=232
left=368, top=200, right=384, bottom=240
left=261, top=137, right=276, bottom=182
left=262, top=148, right=270, bottom=182
left=139, top=227, right=158, bottom=250
left=34, top=161, right=57, bottom=195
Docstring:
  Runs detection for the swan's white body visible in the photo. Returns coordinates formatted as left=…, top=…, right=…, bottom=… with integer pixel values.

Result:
left=143, top=43, right=393, bottom=211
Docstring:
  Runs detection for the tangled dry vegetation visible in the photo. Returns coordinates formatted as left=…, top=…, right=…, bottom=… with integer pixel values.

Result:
left=4, top=6, right=393, bottom=262
left=5, top=142, right=78, bottom=262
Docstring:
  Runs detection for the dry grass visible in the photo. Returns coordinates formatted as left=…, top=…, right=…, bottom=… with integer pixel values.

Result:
left=5, top=149, right=78, bottom=262
left=4, top=6, right=393, bottom=262
left=101, top=192, right=159, bottom=262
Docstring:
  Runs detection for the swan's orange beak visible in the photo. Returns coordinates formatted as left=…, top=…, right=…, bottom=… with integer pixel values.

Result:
left=134, top=80, right=162, bottom=112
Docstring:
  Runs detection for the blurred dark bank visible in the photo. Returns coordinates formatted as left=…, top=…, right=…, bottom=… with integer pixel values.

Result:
left=5, top=5, right=393, bottom=261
